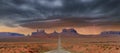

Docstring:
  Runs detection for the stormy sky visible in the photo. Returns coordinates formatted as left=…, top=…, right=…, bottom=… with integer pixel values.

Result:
left=0, top=0, right=120, bottom=34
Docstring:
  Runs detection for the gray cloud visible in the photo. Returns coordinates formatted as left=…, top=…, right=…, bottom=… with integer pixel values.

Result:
left=20, top=17, right=120, bottom=29
left=0, top=0, right=120, bottom=27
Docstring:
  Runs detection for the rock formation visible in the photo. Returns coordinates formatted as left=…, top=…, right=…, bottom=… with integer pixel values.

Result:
left=0, top=32, right=25, bottom=37
left=100, top=31, right=120, bottom=36
left=31, top=29, right=47, bottom=37
left=61, top=28, right=79, bottom=36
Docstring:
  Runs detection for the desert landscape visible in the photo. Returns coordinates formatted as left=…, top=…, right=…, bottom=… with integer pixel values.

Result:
left=0, top=38, right=120, bottom=53
left=0, top=29, right=120, bottom=53
left=0, top=0, right=120, bottom=53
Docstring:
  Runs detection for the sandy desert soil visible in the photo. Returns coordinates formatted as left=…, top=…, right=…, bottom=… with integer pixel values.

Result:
left=0, top=36, right=120, bottom=53
left=0, top=42, right=120, bottom=53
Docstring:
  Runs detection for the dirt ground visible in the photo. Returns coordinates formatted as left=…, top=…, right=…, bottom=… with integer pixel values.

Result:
left=0, top=42, right=119, bottom=53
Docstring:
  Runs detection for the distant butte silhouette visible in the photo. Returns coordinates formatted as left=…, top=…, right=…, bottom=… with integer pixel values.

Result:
left=100, top=31, right=120, bottom=36
left=0, top=32, right=25, bottom=37
left=31, top=28, right=79, bottom=37
left=31, top=29, right=120, bottom=37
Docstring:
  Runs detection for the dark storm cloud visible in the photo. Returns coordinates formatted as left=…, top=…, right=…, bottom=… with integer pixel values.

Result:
left=20, top=18, right=92, bottom=28
left=20, top=17, right=120, bottom=29
left=0, top=0, right=120, bottom=28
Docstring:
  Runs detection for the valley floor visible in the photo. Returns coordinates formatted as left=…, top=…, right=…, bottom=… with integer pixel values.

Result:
left=0, top=36, right=120, bottom=53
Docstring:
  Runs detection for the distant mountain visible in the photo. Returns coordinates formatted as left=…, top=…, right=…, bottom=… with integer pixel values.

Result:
left=61, top=28, right=79, bottom=36
left=49, top=31, right=59, bottom=36
left=31, top=28, right=79, bottom=38
left=100, top=31, right=120, bottom=36
left=31, top=29, right=47, bottom=37
left=0, top=32, right=25, bottom=37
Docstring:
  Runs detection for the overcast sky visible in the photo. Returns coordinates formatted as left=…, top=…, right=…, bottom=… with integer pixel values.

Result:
left=0, top=0, right=120, bottom=34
